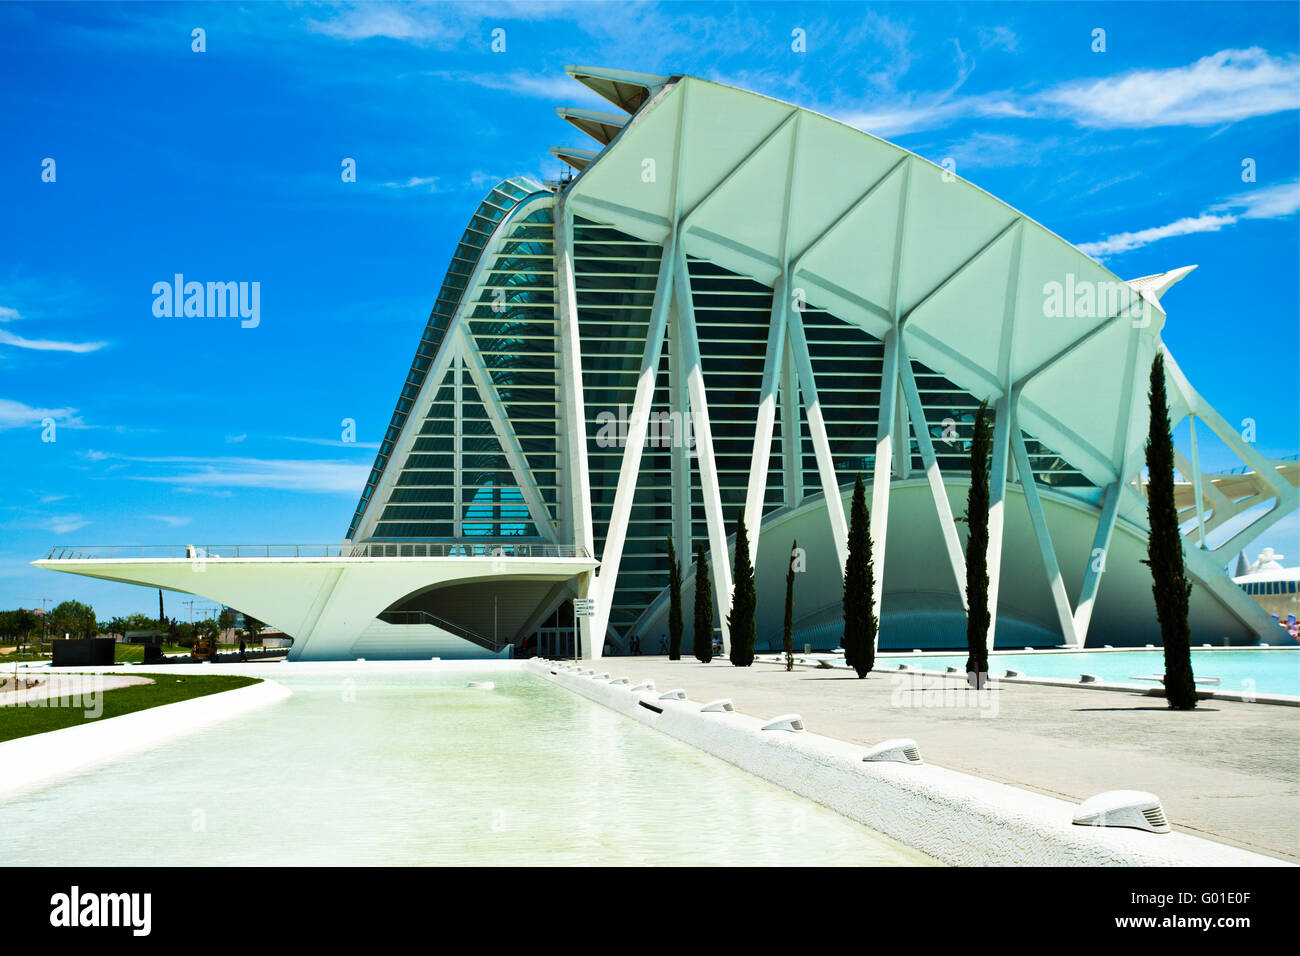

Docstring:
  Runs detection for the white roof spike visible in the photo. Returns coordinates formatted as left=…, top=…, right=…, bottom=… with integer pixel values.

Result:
left=556, top=107, right=628, bottom=146
left=564, top=65, right=669, bottom=114
left=548, top=145, right=599, bottom=172
left=1125, top=264, right=1197, bottom=302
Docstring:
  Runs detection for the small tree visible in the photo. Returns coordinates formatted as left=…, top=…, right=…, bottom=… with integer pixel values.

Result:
left=47, top=600, right=97, bottom=640
left=666, top=536, right=684, bottom=660
left=693, top=542, right=714, bottom=663
left=241, top=613, right=264, bottom=643
left=728, top=511, right=757, bottom=667
left=964, top=399, right=993, bottom=688
left=843, top=474, right=878, bottom=678
left=784, top=539, right=797, bottom=671
left=1145, top=353, right=1197, bottom=709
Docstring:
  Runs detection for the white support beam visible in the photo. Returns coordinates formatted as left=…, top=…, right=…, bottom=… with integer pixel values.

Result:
left=744, top=271, right=788, bottom=562
left=780, top=337, right=803, bottom=508
left=984, top=223, right=1025, bottom=655
left=674, top=252, right=733, bottom=652
left=898, top=344, right=966, bottom=605
left=867, top=157, right=913, bottom=640
left=1072, top=479, right=1122, bottom=645
left=985, top=395, right=1013, bottom=657
left=554, top=198, right=600, bottom=658
left=669, top=300, right=693, bottom=563
left=453, top=352, right=463, bottom=538
left=742, top=114, right=801, bottom=564
left=1010, top=413, right=1080, bottom=646
left=591, top=236, right=677, bottom=641
left=1188, top=414, right=1208, bottom=548
left=787, top=304, right=848, bottom=572
left=456, top=327, right=557, bottom=543
left=870, top=326, right=900, bottom=631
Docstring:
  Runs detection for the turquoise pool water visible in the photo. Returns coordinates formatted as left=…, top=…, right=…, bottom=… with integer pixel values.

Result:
left=0, top=667, right=936, bottom=866
left=884, top=649, right=1300, bottom=697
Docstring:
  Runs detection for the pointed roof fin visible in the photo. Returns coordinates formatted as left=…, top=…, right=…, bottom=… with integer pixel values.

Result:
left=563, top=65, right=669, bottom=114
left=1126, top=265, right=1197, bottom=302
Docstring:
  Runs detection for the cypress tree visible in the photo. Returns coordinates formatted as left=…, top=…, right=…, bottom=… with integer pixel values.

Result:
left=728, top=511, right=757, bottom=667
left=1145, top=353, right=1197, bottom=709
left=843, top=474, right=877, bottom=678
left=666, top=536, right=684, bottom=661
left=693, top=541, right=714, bottom=663
left=964, top=399, right=993, bottom=688
left=784, top=539, right=797, bottom=672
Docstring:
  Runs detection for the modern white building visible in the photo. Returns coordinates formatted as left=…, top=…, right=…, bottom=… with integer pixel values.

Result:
left=36, top=67, right=1299, bottom=660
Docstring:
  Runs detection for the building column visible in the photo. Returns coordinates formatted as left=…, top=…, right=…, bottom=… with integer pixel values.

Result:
left=554, top=199, right=599, bottom=659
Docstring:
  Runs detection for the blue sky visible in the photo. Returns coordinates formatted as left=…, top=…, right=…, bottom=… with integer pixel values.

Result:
left=1, top=1, right=1297, bottom=619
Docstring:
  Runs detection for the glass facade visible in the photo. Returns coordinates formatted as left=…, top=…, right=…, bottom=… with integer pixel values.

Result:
left=347, top=177, right=544, bottom=540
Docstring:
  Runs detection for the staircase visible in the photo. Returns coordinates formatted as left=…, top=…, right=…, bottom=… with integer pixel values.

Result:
left=376, top=609, right=512, bottom=655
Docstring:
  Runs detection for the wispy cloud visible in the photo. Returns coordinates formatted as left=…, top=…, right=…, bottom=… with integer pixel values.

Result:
left=1077, top=179, right=1300, bottom=258
left=843, top=47, right=1300, bottom=138
left=0, top=308, right=107, bottom=353
left=0, top=398, right=84, bottom=430
left=1043, top=48, right=1300, bottom=129
left=305, top=2, right=583, bottom=48
left=284, top=436, right=381, bottom=449
left=43, top=514, right=90, bottom=535
left=381, top=175, right=440, bottom=192
left=83, top=452, right=369, bottom=494
left=144, top=514, right=192, bottom=527
left=427, top=69, right=603, bottom=104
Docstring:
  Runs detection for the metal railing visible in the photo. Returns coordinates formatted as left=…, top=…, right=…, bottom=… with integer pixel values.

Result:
left=44, top=542, right=591, bottom=561
left=377, top=609, right=512, bottom=654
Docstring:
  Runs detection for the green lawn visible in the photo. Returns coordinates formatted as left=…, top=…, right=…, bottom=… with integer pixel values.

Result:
left=0, top=673, right=260, bottom=743
left=113, top=643, right=191, bottom=662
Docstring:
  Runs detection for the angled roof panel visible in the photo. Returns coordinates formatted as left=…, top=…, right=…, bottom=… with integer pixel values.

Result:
left=556, top=107, right=627, bottom=146
left=548, top=145, right=599, bottom=171
left=564, top=65, right=668, bottom=114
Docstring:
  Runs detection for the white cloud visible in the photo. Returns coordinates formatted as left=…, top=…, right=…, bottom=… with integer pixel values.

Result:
left=840, top=47, right=1300, bottom=138
left=1043, top=48, right=1300, bottom=129
left=285, top=435, right=381, bottom=449
left=44, top=514, right=90, bottom=535
left=428, top=70, right=601, bottom=103
left=0, top=398, right=83, bottom=430
left=0, top=306, right=107, bottom=353
left=87, top=453, right=370, bottom=494
left=1216, top=180, right=1300, bottom=220
left=225, top=433, right=247, bottom=444
left=306, top=6, right=464, bottom=45
left=1078, top=178, right=1300, bottom=258
left=0, top=329, right=107, bottom=353
left=381, top=176, right=440, bottom=192
left=144, top=515, right=192, bottom=527
left=1077, top=214, right=1238, bottom=257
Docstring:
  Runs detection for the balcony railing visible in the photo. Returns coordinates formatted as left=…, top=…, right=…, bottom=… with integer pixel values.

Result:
left=44, top=542, right=592, bottom=561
